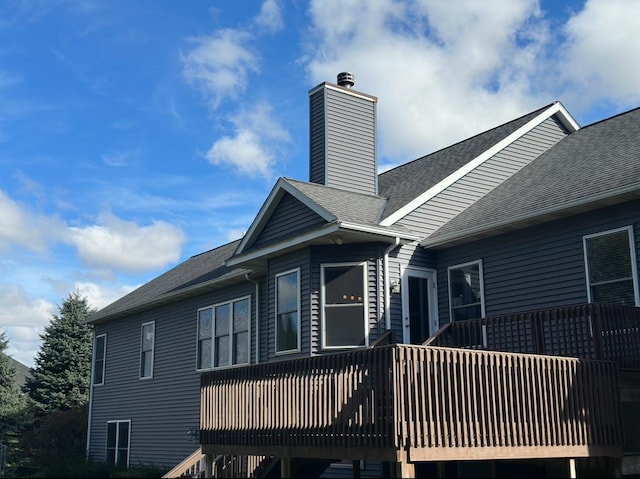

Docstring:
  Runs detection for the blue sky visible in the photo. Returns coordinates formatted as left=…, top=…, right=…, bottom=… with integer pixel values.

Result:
left=1, top=0, right=639, bottom=367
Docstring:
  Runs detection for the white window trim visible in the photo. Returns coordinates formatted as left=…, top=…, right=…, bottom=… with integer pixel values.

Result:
left=106, top=419, right=131, bottom=468
left=92, top=333, right=107, bottom=386
left=139, top=321, right=155, bottom=380
left=196, top=296, right=252, bottom=371
left=275, top=268, right=301, bottom=355
left=321, top=262, right=369, bottom=350
left=447, top=260, right=486, bottom=322
left=583, top=225, right=640, bottom=306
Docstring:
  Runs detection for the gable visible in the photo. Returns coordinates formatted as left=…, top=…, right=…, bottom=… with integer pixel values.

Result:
left=249, top=192, right=327, bottom=250
left=396, top=115, right=570, bottom=236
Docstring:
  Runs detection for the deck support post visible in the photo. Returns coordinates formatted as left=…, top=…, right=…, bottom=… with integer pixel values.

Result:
left=204, top=453, right=213, bottom=478
left=393, top=460, right=415, bottom=478
left=353, top=460, right=361, bottom=479
left=569, top=458, right=577, bottom=478
left=281, top=457, right=291, bottom=478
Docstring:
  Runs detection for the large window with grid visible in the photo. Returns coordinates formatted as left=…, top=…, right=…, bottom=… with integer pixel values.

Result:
left=197, top=297, right=250, bottom=370
left=584, top=226, right=639, bottom=306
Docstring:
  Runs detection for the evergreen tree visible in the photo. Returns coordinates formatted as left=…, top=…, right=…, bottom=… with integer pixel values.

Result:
left=23, top=292, right=95, bottom=416
left=0, top=328, right=27, bottom=474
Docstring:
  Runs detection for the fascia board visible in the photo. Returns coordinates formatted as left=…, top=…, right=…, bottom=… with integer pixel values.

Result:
left=235, top=178, right=336, bottom=255
left=379, top=102, right=581, bottom=227
left=338, top=222, right=423, bottom=242
left=421, top=183, right=640, bottom=248
left=226, top=223, right=341, bottom=267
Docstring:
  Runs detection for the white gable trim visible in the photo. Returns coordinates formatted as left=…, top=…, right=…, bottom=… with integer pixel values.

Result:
left=235, top=178, right=336, bottom=255
left=379, top=102, right=580, bottom=226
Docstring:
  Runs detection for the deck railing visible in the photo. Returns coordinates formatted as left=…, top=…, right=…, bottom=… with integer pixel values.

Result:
left=200, top=344, right=622, bottom=462
left=426, top=303, right=640, bottom=369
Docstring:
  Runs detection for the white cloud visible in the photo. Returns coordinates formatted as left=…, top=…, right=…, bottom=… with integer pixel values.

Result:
left=66, top=213, right=186, bottom=274
left=101, top=149, right=138, bottom=167
left=74, top=281, right=138, bottom=310
left=206, top=102, right=290, bottom=179
left=560, top=0, right=640, bottom=108
left=254, top=0, right=284, bottom=33
left=304, top=0, right=640, bottom=163
left=181, top=29, right=259, bottom=110
left=0, top=189, right=64, bottom=253
left=0, top=284, right=55, bottom=368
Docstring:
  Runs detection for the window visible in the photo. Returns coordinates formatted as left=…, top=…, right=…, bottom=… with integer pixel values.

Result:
left=106, top=420, right=130, bottom=467
left=197, top=297, right=250, bottom=370
left=276, top=269, right=300, bottom=353
left=93, top=334, right=106, bottom=385
left=139, top=321, right=154, bottom=379
left=322, top=263, right=368, bottom=348
left=584, top=226, right=639, bottom=306
left=448, top=261, right=484, bottom=321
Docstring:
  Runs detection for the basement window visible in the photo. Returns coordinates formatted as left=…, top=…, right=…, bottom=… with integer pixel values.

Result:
left=584, top=226, right=639, bottom=306
left=322, top=263, right=368, bottom=348
left=106, top=420, right=130, bottom=467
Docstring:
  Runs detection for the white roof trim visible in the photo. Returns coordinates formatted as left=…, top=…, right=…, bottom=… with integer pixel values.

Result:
left=235, top=178, right=336, bottom=255
left=421, top=182, right=640, bottom=248
left=228, top=223, right=341, bottom=266
left=338, top=222, right=423, bottom=241
left=379, top=102, right=580, bottom=227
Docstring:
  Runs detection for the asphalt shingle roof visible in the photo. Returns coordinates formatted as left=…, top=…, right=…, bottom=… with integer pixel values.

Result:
left=377, top=104, right=553, bottom=220
left=89, top=240, right=244, bottom=323
left=425, top=106, right=640, bottom=245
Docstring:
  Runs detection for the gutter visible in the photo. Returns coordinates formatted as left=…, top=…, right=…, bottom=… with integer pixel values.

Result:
left=383, top=237, right=401, bottom=331
left=245, top=273, right=260, bottom=364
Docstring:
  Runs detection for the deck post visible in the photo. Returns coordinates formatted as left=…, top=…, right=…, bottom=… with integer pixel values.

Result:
left=569, top=458, right=577, bottom=478
left=204, top=453, right=213, bottom=478
left=353, top=460, right=361, bottom=479
left=281, top=457, right=291, bottom=478
left=393, top=460, right=415, bottom=478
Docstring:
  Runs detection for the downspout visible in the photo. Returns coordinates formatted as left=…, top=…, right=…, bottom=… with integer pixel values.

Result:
left=383, top=237, right=401, bottom=331
left=245, top=273, right=260, bottom=364
left=85, top=328, right=96, bottom=461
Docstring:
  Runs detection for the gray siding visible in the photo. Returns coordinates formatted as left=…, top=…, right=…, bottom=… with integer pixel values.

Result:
left=252, top=193, right=326, bottom=249
left=265, top=249, right=311, bottom=362
left=309, top=244, right=385, bottom=354
left=398, top=116, right=569, bottom=236
left=388, top=243, right=438, bottom=343
left=88, top=282, right=256, bottom=467
left=435, top=200, right=640, bottom=325
left=309, top=86, right=377, bottom=195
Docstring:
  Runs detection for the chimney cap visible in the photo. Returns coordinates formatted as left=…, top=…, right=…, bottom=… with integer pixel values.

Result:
left=337, top=72, right=355, bottom=89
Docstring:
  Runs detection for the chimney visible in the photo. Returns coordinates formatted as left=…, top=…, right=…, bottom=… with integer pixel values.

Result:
left=308, top=72, right=378, bottom=195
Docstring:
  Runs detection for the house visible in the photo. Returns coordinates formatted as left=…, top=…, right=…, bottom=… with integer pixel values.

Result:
left=86, top=72, right=640, bottom=478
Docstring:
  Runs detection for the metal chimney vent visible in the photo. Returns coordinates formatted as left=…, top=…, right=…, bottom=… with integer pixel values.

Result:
left=337, top=72, right=355, bottom=89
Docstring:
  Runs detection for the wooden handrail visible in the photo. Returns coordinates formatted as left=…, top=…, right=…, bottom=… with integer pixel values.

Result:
left=162, top=448, right=204, bottom=478
left=428, top=303, right=640, bottom=369
left=200, top=344, right=622, bottom=461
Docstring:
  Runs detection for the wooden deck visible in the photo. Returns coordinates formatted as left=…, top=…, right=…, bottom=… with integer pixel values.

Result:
left=426, top=303, right=640, bottom=369
left=200, top=343, right=622, bottom=464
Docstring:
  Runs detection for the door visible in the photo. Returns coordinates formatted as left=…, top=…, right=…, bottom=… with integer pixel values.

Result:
left=402, top=268, right=438, bottom=344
